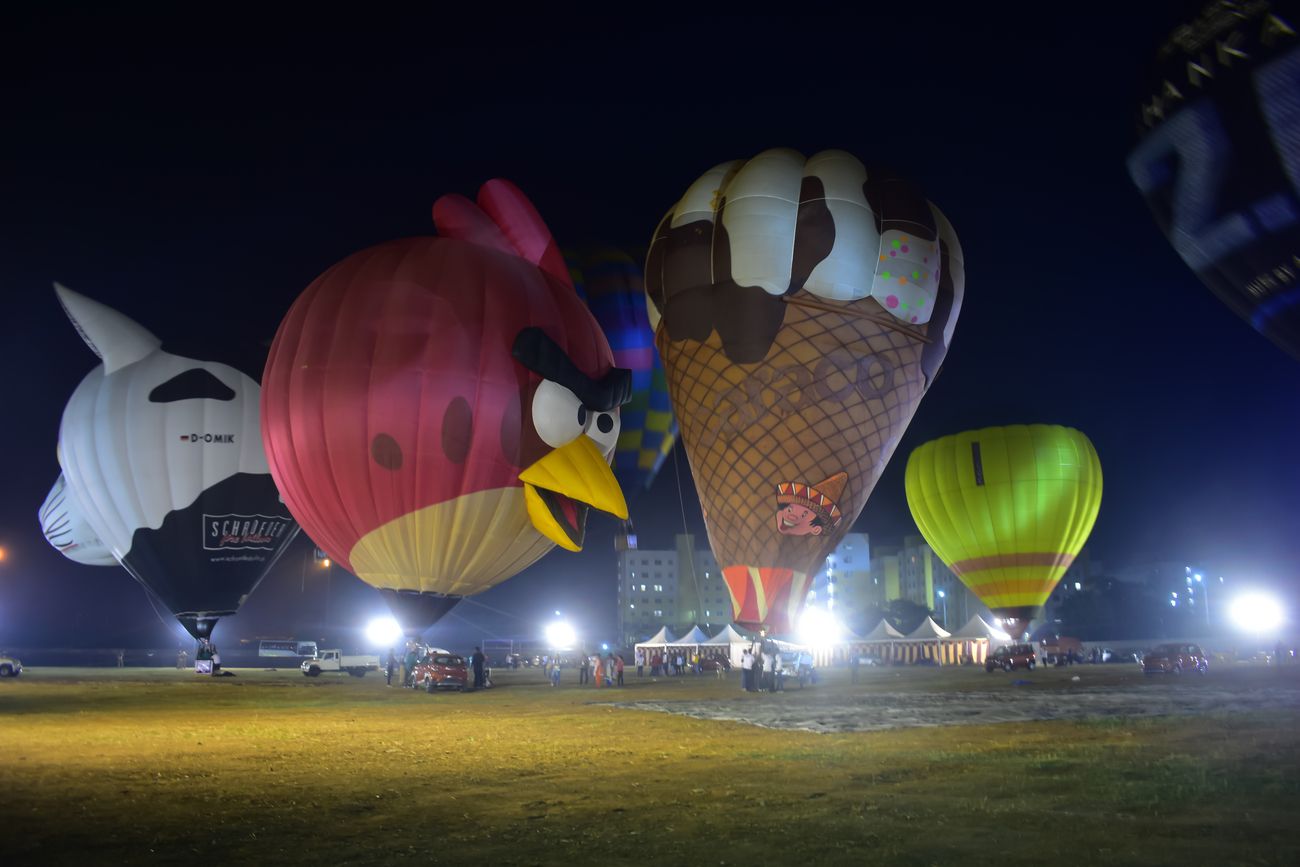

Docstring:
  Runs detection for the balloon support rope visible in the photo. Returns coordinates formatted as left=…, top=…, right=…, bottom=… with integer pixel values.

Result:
left=782, top=296, right=933, bottom=344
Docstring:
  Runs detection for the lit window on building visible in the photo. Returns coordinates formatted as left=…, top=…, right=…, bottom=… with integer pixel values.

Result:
left=654, top=584, right=663, bottom=592
left=654, top=610, right=663, bottom=617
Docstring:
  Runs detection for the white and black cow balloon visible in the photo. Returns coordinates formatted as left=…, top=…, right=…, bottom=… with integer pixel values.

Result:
left=39, top=472, right=117, bottom=567
left=53, top=284, right=299, bottom=639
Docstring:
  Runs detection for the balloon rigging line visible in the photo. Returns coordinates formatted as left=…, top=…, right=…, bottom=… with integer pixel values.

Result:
left=672, top=443, right=704, bottom=618
left=459, top=596, right=536, bottom=626
left=445, top=609, right=507, bottom=640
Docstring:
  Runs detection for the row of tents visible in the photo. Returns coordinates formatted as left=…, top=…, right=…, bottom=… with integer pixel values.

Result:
left=633, top=615, right=1013, bottom=668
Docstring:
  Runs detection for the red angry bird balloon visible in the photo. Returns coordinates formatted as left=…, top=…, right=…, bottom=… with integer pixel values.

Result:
left=261, top=180, right=630, bottom=634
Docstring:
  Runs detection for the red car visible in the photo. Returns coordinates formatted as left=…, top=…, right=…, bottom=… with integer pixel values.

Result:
left=412, top=649, right=468, bottom=691
left=1143, top=643, right=1208, bottom=675
left=986, top=644, right=1037, bottom=673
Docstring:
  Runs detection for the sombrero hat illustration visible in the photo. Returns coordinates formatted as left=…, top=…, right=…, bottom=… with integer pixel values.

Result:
left=775, top=471, right=847, bottom=528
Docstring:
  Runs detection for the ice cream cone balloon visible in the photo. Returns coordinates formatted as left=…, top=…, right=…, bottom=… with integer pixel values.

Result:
left=645, top=149, right=964, bottom=634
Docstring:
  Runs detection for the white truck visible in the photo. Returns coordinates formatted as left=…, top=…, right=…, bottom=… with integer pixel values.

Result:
left=300, top=649, right=381, bottom=677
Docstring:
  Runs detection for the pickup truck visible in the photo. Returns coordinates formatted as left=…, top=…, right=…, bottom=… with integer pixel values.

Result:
left=0, top=652, right=22, bottom=677
left=300, top=649, right=380, bottom=677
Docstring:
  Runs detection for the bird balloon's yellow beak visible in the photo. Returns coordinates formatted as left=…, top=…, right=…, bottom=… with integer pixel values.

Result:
left=519, top=435, right=628, bottom=552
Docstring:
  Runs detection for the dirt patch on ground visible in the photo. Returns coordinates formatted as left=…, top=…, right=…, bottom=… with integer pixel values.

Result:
left=612, top=680, right=1300, bottom=733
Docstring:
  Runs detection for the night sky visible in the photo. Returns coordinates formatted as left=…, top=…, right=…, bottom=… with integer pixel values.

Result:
left=3, top=5, right=1297, bottom=651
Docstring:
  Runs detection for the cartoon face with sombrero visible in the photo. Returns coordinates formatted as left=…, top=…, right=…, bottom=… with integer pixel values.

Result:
left=775, top=472, right=847, bottom=536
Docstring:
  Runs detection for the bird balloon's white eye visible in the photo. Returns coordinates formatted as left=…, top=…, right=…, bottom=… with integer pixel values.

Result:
left=531, top=379, right=587, bottom=449
left=585, top=407, right=620, bottom=458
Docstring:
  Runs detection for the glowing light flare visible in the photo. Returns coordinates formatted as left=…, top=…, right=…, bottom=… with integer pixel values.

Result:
left=546, top=621, right=576, bottom=650
left=798, top=606, right=844, bottom=647
left=1229, top=593, right=1285, bottom=633
left=365, top=617, right=403, bottom=647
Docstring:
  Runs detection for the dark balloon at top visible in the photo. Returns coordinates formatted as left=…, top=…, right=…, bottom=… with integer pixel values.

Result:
left=1128, top=0, right=1300, bottom=359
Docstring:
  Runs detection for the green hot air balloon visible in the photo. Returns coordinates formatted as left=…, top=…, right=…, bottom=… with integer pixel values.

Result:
left=904, top=425, right=1102, bottom=639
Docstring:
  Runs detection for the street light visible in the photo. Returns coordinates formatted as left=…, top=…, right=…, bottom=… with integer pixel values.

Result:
left=936, top=589, right=947, bottom=628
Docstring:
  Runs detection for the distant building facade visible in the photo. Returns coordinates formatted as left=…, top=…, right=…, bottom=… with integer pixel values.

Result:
left=616, top=534, right=723, bottom=646
left=807, top=533, right=880, bottom=629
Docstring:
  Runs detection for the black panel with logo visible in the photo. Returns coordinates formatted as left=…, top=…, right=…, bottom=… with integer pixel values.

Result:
left=119, top=472, right=299, bottom=639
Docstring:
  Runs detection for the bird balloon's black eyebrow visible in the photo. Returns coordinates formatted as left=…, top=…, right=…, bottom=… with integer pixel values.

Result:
left=512, top=327, right=632, bottom=412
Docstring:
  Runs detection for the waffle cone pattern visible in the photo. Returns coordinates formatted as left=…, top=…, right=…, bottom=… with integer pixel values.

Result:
left=646, top=149, right=964, bottom=633
left=658, top=300, right=928, bottom=632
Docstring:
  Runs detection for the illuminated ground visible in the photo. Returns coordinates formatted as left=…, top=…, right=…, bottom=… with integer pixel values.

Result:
left=1, top=664, right=1297, bottom=866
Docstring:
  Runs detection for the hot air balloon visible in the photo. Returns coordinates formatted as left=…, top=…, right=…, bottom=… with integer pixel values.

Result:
left=566, top=248, right=678, bottom=495
left=1128, top=0, right=1300, bottom=359
left=39, top=472, right=116, bottom=567
left=260, top=180, right=630, bottom=636
left=645, top=148, right=964, bottom=634
left=54, top=285, right=300, bottom=640
left=904, top=425, right=1103, bottom=639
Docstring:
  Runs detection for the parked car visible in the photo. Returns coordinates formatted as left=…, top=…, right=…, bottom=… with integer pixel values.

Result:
left=1101, top=647, right=1139, bottom=664
left=0, top=652, right=22, bottom=677
left=412, top=650, right=468, bottom=691
left=986, top=644, right=1037, bottom=673
left=1143, top=643, right=1208, bottom=675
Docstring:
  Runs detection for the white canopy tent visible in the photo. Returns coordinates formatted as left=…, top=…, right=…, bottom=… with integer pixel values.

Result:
left=633, top=626, right=676, bottom=655
left=702, top=625, right=752, bottom=666
left=945, top=615, right=1011, bottom=665
left=900, top=617, right=959, bottom=665
left=668, top=625, right=711, bottom=648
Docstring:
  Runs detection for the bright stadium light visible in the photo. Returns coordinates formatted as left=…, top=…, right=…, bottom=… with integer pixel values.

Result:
left=545, top=620, right=576, bottom=650
left=1229, top=593, right=1284, bottom=633
left=798, top=606, right=844, bottom=647
left=365, top=616, right=403, bottom=646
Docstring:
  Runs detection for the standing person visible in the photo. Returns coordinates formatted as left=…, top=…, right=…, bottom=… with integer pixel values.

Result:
left=850, top=652, right=861, bottom=684
left=385, top=648, right=397, bottom=686
left=471, top=646, right=486, bottom=689
left=675, top=651, right=684, bottom=676
left=604, top=654, right=616, bottom=686
left=635, top=648, right=645, bottom=678
left=404, top=643, right=418, bottom=688
left=652, top=652, right=662, bottom=677
left=715, top=654, right=728, bottom=680
left=211, top=644, right=222, bottom=675
left=615, top=654, right=625, bottom=686
left=549, top=657, right=561, bottom=687
left=592, top=654, right=603, bottom=688
left=116, top=649, right=125, bottom=669
left=579, top=653, right=590, bottom=685
left=741, top=649, right=753, bottom=691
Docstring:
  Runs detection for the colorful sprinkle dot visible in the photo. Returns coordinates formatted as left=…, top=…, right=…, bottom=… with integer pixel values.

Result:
left=881, top=271, right=891, bottom=279
left=912, top=271, right=920, bottom=280
left=910, top=315, right=918, bottom=323
left=885, top=295, right=899, bottom=308
left=898, top=276, right=907, bottom=284
left=879, top=254, right=887, bottom=261
left=919, top=298, right=926, bottom=307
left=891, top=239, right=901, bottom=249
left=901, top=301, right=909, bottom=310
left=900, top=245, right=909, bottom=253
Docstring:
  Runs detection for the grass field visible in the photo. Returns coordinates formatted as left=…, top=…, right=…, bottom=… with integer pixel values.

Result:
left=1, top=664, right=1298, bottom=866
